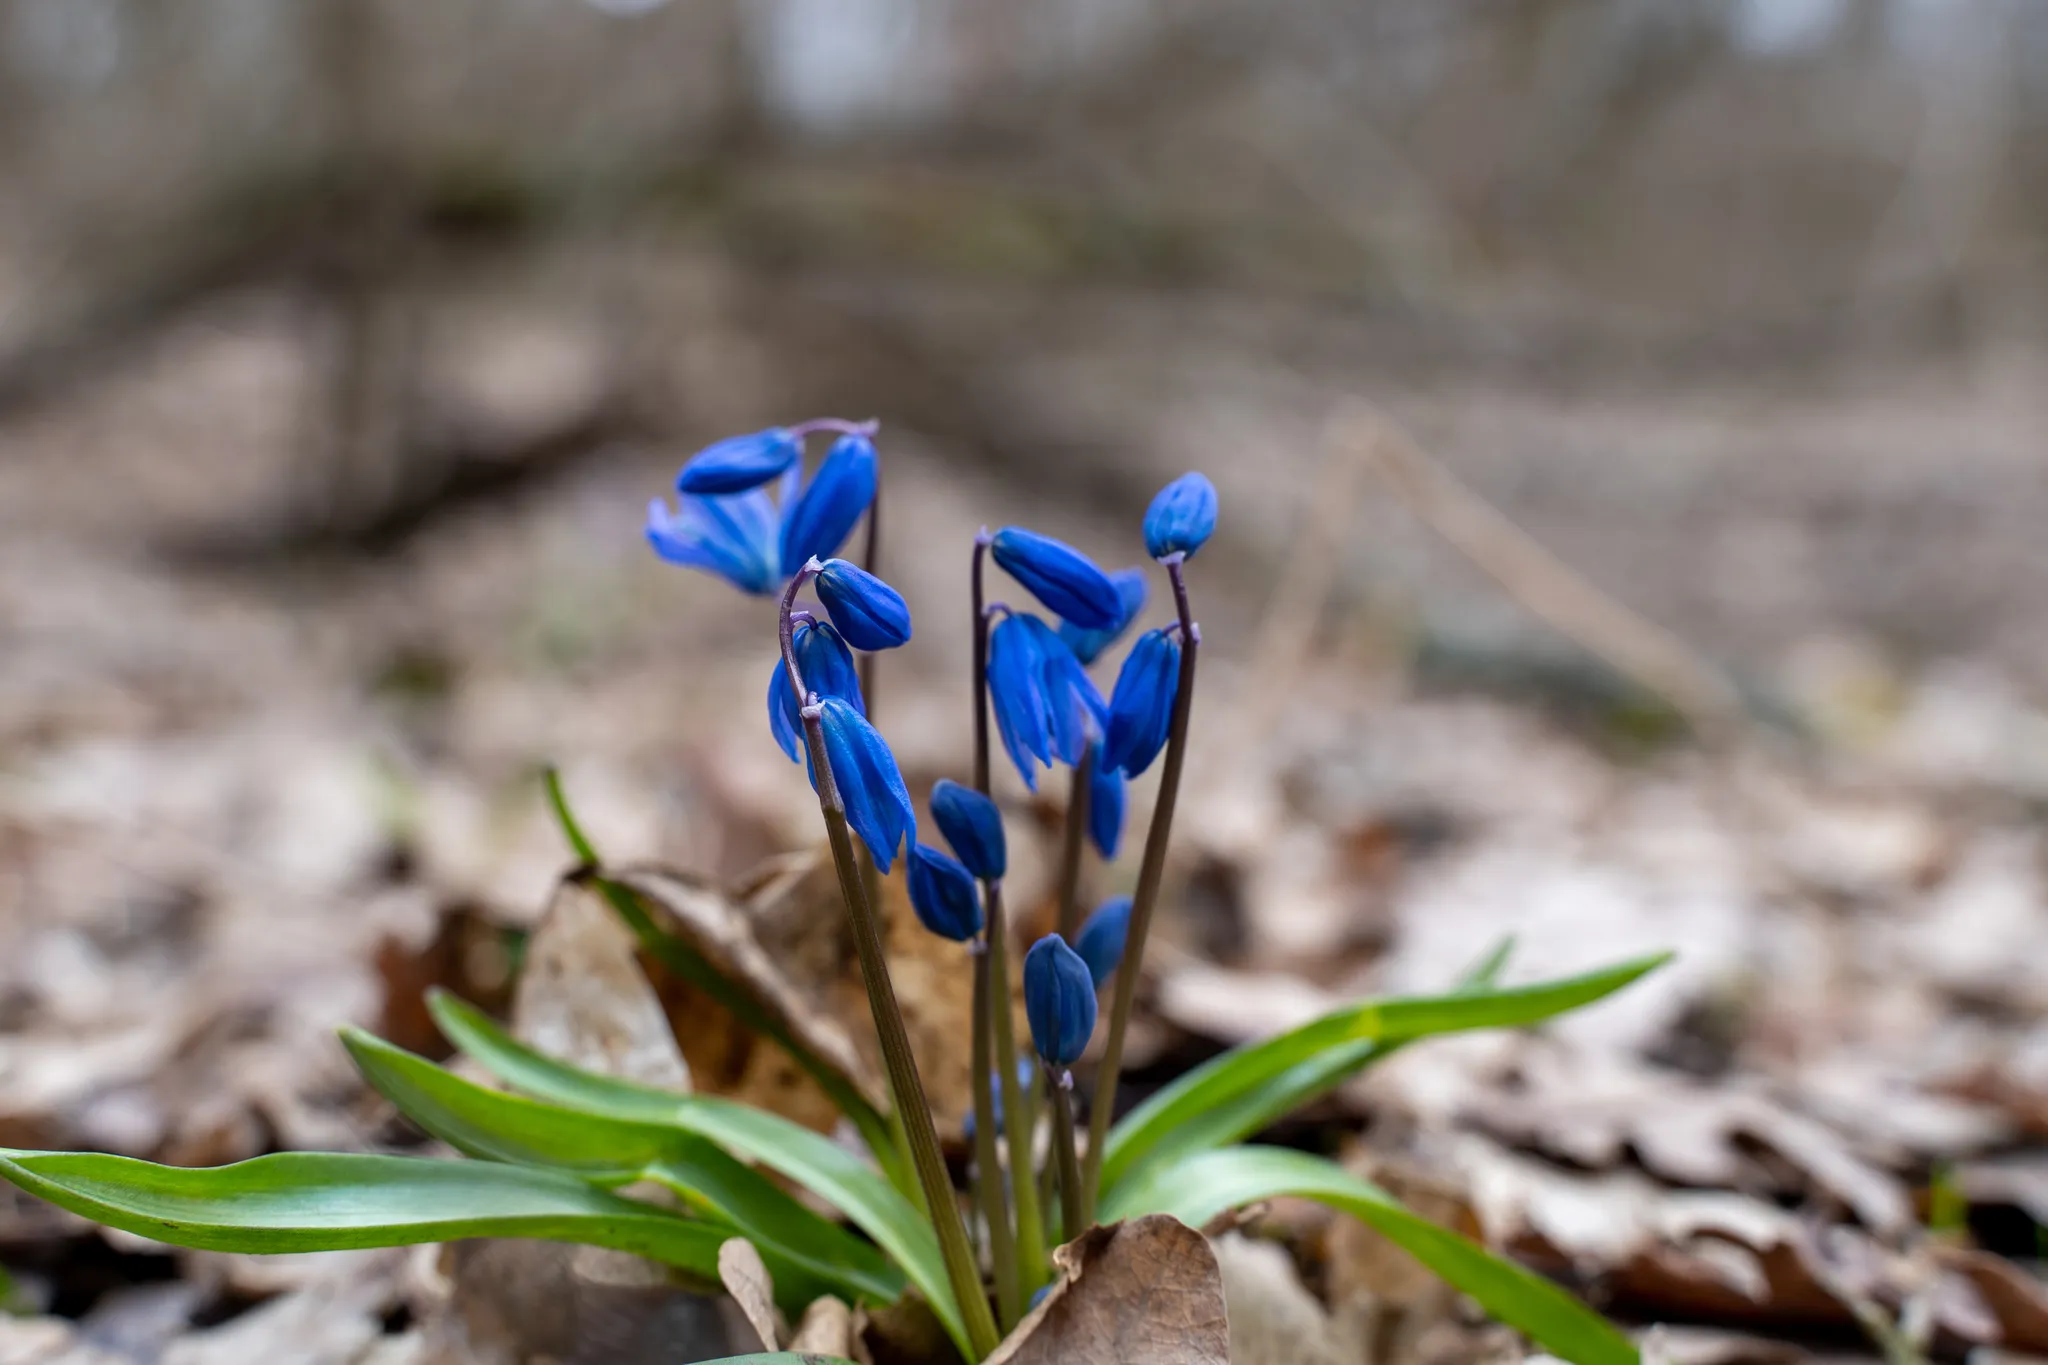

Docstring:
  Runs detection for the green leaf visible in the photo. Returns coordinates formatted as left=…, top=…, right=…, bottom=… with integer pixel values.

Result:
left=0, top=1148, right=725, bottom=1284
left=1101, top=952, right=1669, bottom=1192
left=339, top=1028, right=902, bottom=1311
left=541, top=770, right=907, bottom=1197
left=427, top=989, right=968, bottom=1360
left=1102, top=1147, right=1637, bottom=1365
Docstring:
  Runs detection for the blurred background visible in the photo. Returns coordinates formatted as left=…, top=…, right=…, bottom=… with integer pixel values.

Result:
left=5, top=1, right=2048, bottom=1361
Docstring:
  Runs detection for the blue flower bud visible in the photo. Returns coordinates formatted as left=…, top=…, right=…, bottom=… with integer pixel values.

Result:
left=767, top=621, right=865, bottom=762
left=1143, top=472, right=1218, bottom=560
left=1074, top=896, right=1132, bottom=989
left=1086, top=744, right=1125, bottom=859
left=814, top=558, right=912, bottom=651
left=930, top=779, right=1006, bottom=881
left=1102, top=628, right=1180, bottom=777
left=813, top=696, right=917, bottom=872
left=1023, top=934, right=1097, bottom=1068
left=779, top=433, right=877, bottom=576
left=1058, top=567, right=1148, bottom=666
left=677, top=428, right=803, bottom=496
left=986, top=614, right=1106, bottom=790
left=907, top=843, right=983, bottom=941
left=991, top=527, right=1122, bottom=631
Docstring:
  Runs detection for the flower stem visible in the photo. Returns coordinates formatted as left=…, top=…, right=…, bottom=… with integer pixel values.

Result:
left=1079, top=555, right=1199, bottom=1225
left=971, top=942, right=1021, bottom=1328
left=1054, top=749, right=1093, bottom=942
left=985, top=881, right=1048, bottom=1292
left=1048, top=1069, right=1086, bottom=1245
left=856, top=482, right=882, bottom=999
left=784, top=576, right=1000, bottom=1361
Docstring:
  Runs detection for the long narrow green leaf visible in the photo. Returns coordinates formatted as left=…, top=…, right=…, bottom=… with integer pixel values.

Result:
left=427, top=989, right=968, bottom=1359
left=1101, top=953, right=1668, bottom=1191
left=0, top=1149, right=726, bottom=1284
left=340, top=1028, right=902, bottom=1311
left=542, top=771, right=907, bottom=1197
left=1103, top=1147, right=1636, bottom=1365
left=1103, top=936, right=1517, bottom=1191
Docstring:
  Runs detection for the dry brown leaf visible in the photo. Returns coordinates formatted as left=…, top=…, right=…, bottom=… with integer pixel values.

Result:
left=788, top=1295, right=858, bottom=1356
left=438, top=1241, right=730, bottom=1365
left=1931, top=1244, right=2048, bottom=1353
left=987, top=1215, right=1230, bottom=1365
left=1212, top=1232, right=1359, bottom=1365
left=718, top=1237, right=783, bottom=1353
left=509, top=879, right=691, bottom=1091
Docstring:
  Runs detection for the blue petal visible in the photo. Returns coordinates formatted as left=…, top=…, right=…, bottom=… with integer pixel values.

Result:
left=1074, top=896, right=1132, bottom=989
left=1059, top=567, right=1148, bottom=665
left=907, top=843, right=983, bottom=941
left=796, top=620, right=866, bottom=713
left=814, top=559, right=912, bottom=651
left=677, top=428, right=802, bottom=495
left=1023, top=934, right=1097, bottom=1068
left=990, top=528, right=1122, bottom=631
left=930, top=779, right=1006, bottom=881
left=817, top=697, right=916, bottom=872
left=780, top=433, right=877, bottom=577
left=1103, top=629, right=1180, bottom=777
left=987, top=614, right=1053, bottom=790
left=1025, top=617, right=1103, bottom=766
left=1142, top=472, right=1218, bottom=560
left=767, top=659, right=804, bottom=762
left=1087, top=747, right=1125, bottom=859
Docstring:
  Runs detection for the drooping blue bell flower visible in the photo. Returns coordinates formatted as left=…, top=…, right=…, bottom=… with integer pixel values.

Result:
left=1143, top=472, right=1218, bottom=561
left=1086, top=742, right=1125, bottom=858
left=907, top=843, right=983, bottom=941
left=1023, top=934, right=1097, bottom=1069
left=1102, top=628, right=1180, bottom=777
left=780, top=433, right=877, bottom=574
left=813, top=558, right=912, bottom=651
left=768, top=620, right=865, bottom=762
left=930, top=779, right=1006, bottom=881
left=990, top=527, right=1122, bottom=631
left=812, top=696, right=916, bottom=873
left=677, top=428, right=803, bottom=495
left=647, top=476, right=788, bottom=595
left=1058, top=567, right=1147, bottom=666
left=1074, top=895, right=1132, bottom=989
left=986, top=614, right=1106, bottom=791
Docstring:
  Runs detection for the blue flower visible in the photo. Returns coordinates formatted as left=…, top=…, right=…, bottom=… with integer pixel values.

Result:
left=1023, top=934, right=1097, bottom=1068
left=813, top=696, right=916, bottom=873
left=930, top=779, right=1006, bottom=881
left=677, top=428, right=802, bottom=495
left=1102, top=628, right=1180, bottom=777
left=1073, top=896, right=1131, bottom=989
left=647, top=474, right=789, bottom=595
left=814, top=558, right=912, bottom=651
left=1143, top=472, right=1217, bottom=560
left=768, top=621, right=865, bottom=762
left=907, top=843, right=983, bottom=941
left=780, top=433, right=877, bottom=573
left=986, top=614, right=1106, bottom=791
left=991, top=528, right=1122, bottom=631
left=1086, top=743, right=1125, bottom=858
left=1058, top=567, right=1147, bottom=666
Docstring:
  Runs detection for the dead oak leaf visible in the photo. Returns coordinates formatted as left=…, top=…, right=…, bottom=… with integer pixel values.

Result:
left=988, top=1215, right=1230, bottom=1365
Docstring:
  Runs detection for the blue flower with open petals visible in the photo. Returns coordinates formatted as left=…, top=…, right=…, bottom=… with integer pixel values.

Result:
left=1143, top=472, right=1217, bottom=560
left=677, top=428, right=802, bottom=495
left=768, top=621, right=865, bottom=762
left=1074, top=895, right=1132, bottom=989
left=814, top=558, right=911, bottom=651
left=930, top=779, right=1006, bottom=881
left=987, top=614, right=1105, bottom=790
left=651, top=431, right=877, bottom=596
left=1024, top=934, right=1097, bottom=1068
left=991, top=528, right=1122, bottom=630
left=1059, top=567, right=1147, bottom=666
left=907, top=844, right=983, bottom=941
left=1103, top=628, right=1180, bottom=776
left=812, top=696, right=916, bottom=873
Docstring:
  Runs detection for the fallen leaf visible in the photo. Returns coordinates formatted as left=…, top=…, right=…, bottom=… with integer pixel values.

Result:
left=788, top=1295, right=857, bottom=1356
left=510, top=879, right=691, bottom=1091
left=1212, top=1231, right=1358, bottom=1365
left=987, top=1215, right=1230, bottom=1365
left=719, top=1237, right=783, bottom=1353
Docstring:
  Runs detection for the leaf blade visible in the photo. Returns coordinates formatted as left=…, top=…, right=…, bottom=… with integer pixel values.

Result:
left=1101, top=952, right=1668, bottom=1191
left=1101, top=1146, right=1636, bottom=1365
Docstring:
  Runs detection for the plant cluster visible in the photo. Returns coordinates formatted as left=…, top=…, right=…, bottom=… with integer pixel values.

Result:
left=0, top=421, right=1664, bottom=1365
